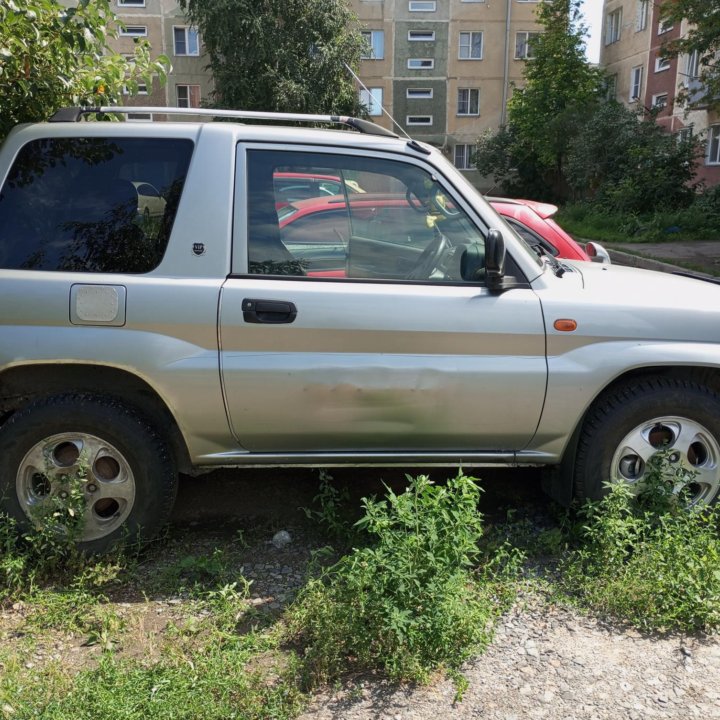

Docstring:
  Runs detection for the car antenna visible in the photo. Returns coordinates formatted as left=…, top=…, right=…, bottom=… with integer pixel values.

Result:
left=344, top=63, right=411, bottom=139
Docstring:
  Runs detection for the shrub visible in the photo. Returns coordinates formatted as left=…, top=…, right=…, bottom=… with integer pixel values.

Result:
left=562, top=454, right=720, bottom=632
left=287, top=473, right=521, bottom=688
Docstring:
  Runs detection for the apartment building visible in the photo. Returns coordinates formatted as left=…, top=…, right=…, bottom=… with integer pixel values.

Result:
left=601, top=0, right=720, bottom=187
left=351, top=0, right=543, bottom=185
left=76, top=1, right=542, bottom=186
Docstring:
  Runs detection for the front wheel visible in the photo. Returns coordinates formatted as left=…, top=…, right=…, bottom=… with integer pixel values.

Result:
left=574, top=378, right=720, bottom=507
left=0, top=394, right=177, bottom=553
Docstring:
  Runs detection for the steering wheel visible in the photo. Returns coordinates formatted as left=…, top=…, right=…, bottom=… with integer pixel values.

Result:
left=406, top=187, right=427, bottom=213
left=406, top=232, right=450, bottom=280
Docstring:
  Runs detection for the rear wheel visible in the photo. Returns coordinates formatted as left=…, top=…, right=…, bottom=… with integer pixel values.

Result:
left=574, top=378, right=720, bottom=507
left=0, top=394, right=177, bottom=553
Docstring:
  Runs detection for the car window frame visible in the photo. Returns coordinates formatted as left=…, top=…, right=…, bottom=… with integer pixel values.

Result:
left=233, top=142, right=508, bottom=287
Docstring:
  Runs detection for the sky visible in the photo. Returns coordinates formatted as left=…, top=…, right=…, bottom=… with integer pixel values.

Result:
left=580, top=0, right=604, bottom=64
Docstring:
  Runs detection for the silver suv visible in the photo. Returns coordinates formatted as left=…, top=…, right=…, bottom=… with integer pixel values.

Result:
left=0, top=106, right=719, bottom=551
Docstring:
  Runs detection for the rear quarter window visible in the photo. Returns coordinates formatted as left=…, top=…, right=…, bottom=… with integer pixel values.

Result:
left=0, top=137, right=193, bottom=273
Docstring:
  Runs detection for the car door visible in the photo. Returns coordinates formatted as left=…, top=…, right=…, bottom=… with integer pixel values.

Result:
left=219, top=144, right=547, bottom=453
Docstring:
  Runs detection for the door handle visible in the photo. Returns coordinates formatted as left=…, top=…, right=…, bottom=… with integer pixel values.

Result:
left=242, top=298, right=297, bottom=324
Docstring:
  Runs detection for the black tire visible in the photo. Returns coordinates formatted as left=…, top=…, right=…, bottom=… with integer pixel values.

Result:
left=574, top=377, right=720, bottom=506
left=0, top=393, right=177, bottom=553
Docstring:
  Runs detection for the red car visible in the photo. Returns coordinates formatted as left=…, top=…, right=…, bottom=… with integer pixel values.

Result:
left=486, top=197, right=609, bottom=264
left=277, top=193, right=609, bottom=277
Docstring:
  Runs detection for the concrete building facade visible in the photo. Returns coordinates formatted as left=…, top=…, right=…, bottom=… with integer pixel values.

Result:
left=351, top=0, right=544, bottom=186
left=601, top=0, right=720, bottom=187
left=77, top=1, right=543, bottom=186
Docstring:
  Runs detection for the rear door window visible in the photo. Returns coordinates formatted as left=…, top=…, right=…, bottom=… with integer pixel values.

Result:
left=0, top=137, right=193, bottom=273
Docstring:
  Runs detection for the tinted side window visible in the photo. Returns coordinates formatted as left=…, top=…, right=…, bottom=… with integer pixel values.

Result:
left=248, top=149, right=486, bottom=283
left=0, top=137, right=193, bottom=273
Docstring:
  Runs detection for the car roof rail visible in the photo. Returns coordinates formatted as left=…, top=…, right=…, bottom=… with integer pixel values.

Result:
left=48, top=106, right=399, bottom=138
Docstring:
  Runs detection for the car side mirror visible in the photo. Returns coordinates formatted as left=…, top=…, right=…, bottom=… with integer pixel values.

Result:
left=585, top=241, right=611, bottom=264
left=485, top=229, right=506, bottom=291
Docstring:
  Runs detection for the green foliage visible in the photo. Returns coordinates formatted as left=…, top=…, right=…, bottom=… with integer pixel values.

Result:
left=301, top=471, right=362, bottom=547
left=0, top=456, right=112, bottom=596
left=565, top=101, right=700, bottom=213
left=7, top=629, right=305, bottom=720
left=288, top=473, right=522, bottom=688
left=0, top=0, right=169, bottom=142
left=558, top=195, right=720, bottom=245
left=179, top=0, right=366, bottom=115
left=562, top=453, right=720, bottom=633
left=660, top=0, right=720, bottom=110
left=475, top=0, right=604, bottom=200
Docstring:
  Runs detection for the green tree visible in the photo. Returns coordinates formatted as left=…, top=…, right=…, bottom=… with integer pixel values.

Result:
left=661, top=0, right=720, bottom=111
left=179, top=0, right=366, bottom=115
left=0, top=0, right=169, bottom=142
left=475, top=0, right=604, bottom=200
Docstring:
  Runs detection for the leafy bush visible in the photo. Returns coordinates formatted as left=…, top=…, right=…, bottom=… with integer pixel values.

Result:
left=288, top=473, right=521, bottom=687
left=566, top=101, right=700, bottom=214
left=562, top=454, right=720, bottom=632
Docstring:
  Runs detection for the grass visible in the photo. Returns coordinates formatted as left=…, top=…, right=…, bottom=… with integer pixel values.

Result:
left=0, top=472, right=522, bottom=716
left=557, top=202, right=720, bottom=244
left=3, top=462, right=720, bottom=717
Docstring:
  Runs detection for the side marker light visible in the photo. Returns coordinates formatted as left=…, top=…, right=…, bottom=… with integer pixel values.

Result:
left=553, top=319, right=577, bottom=332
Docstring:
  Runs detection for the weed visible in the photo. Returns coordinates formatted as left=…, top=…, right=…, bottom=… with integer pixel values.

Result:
left=287, top=472, right=521, bottom=689
left=149, top=547, right=233, bottom=597
left=301, top=471, right=361, bottom=547
left=562, top=453, right=720, bottom=632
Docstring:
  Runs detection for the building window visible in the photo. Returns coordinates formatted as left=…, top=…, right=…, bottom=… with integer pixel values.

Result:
left=176, top=84, right=201, bottom=108
left=122, top=55, right=147, bottom=95
left=361, top=30, right=384, bottom=59
left=635, top=0, right=648, bottom=31
left=687, top=50, right=700, bottom=79
left=122, top=82, right=148, bottom=95
left=677, top=127, right=693, bottom=144
left=454, top=144, right=474, bottom=170
left=630, top=66, right=643, bottom=101
left=360, top=87, right=383, bottom=116
left=457, top=88, right=480, bottom=116
left=708, top=126, right=720, bottom=165
left=406, top=88, right=433, bottom=99
left=605, top=8, right=622, bottom=45
left=406, top=115, right=432, bottom=126
left=658, top=18, right=673, bottom=35
left=459, top=31, right=483, bottom=60
left=409, top=1, right=436, bottom=10
left=655, top=55, right=671, bottom=72
left=408, top=30, right=436, bottom=41
left=605, top=74, right=617, bottom=101
left=652, top=93, right=668, bottom=109
left=118, top=0, right=145, bottom=5
left=173, top=27, right=200, bottom=56
left=515, top=31, right=539, bottom=59
left=126, top=113, right=153, bottom=122
left=407, top=58, right=435, bottom=69
left=119, top=26, right=148, bottom=37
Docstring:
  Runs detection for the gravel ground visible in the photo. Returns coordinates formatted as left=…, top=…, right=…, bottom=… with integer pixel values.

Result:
left=173, top=470, right=720, bottom=720
left=296, top=588, right=720, bottom=720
